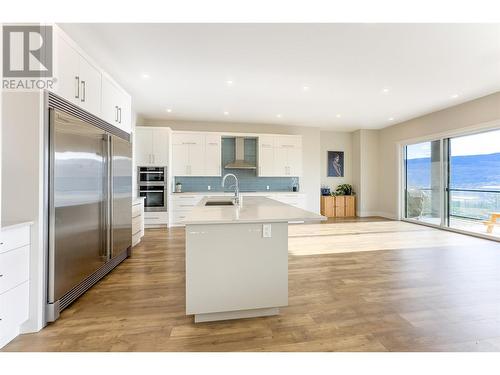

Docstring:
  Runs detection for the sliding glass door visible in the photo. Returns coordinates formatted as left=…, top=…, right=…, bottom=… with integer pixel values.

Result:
left=403, top=128, right=500, bottom=238
left=447, top=129, right=500, bottom=235
left=404, top=140, right=442, bottom=225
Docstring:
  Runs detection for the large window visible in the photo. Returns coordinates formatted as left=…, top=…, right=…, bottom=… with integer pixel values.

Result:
left=404, top=128, right=500, bottom=238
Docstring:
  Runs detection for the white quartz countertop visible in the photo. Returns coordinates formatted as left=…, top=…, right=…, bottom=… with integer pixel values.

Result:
left=1, top=220, right=34, bottom=231
left=184, top=196, right=325, bottom=225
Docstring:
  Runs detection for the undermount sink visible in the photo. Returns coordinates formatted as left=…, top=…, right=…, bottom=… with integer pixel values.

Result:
left=205, top=201, right=235, bottom=206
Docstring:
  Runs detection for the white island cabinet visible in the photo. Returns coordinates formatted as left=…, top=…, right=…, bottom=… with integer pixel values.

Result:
left=184, top=197, right=325, bottom=323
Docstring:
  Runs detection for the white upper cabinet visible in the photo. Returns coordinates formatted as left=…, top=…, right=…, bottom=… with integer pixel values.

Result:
left=135, top=127, right=169, bottom=167
left=171, top=133, right=220, bottom=176
left=53, top=33, right=101, bottom=117
left=52, top=26, right=131, bottom=133
left=258, top=135, right=275, bottom=177
left=152, top=128, right=170, bottom=166
left=102, top=75, right=132, bottom=133
left=204, top=134, right=222, bottom=176
left=259, top=135, right=302, bottom=177
left=54, top=33, right=80, bottom=104
left=77, top=56, right=102, bottom=116
left=134, top=127, right=153, bottom=166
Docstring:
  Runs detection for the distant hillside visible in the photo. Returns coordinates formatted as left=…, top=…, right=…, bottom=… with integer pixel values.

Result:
left=407, top=152, right=500, bottom=189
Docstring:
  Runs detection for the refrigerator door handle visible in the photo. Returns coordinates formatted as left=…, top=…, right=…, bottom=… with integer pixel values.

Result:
left=108, top=135, right=113, bottom=260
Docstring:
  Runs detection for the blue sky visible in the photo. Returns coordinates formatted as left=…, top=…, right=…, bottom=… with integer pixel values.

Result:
left=407, top=129, right=500, bottom=159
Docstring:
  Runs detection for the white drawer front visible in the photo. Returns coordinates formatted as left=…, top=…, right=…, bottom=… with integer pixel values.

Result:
left=172, top=195, right=203, bottom=210
left=172, top=211, right=189, bottom=224
left=132, top=203, right=143, bottom=218
left=0, top=281, right=29, bottom=347
left=0, top=226, right=30, bottom=254
left=144, top=211, right=168, bottom=225
left=132, top=232, right=141, bottom=247
left=132, top=216, right=142, bottom=235
left=0, top=245, right=30, bottom=295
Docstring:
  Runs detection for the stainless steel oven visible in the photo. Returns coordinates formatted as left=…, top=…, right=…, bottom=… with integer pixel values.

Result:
left=138, top=167, right=167, bottom=212
left=138, top=166, right=166, bottom=183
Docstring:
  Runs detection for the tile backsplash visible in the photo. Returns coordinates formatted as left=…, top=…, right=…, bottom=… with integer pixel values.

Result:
left=174, top=137, right=299, bottom=192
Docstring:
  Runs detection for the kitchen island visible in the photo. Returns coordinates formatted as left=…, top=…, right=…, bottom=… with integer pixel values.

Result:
left=184, top=196, right=325, bottom=323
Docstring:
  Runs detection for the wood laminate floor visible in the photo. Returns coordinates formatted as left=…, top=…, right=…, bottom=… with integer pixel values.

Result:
left=4, top=218, right=500, bottom=352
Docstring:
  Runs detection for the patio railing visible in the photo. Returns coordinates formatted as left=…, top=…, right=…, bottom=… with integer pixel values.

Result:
left=407, top=188, right=500, bottom=221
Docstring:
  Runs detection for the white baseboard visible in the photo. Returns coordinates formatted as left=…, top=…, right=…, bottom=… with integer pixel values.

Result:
left=357, top=211, right=398, bottom=220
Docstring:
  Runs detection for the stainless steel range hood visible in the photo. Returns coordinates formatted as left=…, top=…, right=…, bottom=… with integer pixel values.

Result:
left=224, top=137, right=257, bottom=170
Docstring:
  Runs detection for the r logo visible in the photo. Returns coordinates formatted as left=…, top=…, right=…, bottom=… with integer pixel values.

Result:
left=2, top=25, right=53, bottom=77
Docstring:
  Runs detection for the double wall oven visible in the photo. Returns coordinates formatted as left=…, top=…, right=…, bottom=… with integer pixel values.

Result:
left=138, top=167, right=168, bottom=212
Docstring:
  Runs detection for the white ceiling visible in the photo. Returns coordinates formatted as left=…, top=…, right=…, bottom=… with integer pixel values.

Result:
left=60, top=23, right=500, bottom=130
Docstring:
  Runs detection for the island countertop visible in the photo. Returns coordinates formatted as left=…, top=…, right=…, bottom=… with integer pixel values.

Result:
left=184, top=196, right=326, bottom=225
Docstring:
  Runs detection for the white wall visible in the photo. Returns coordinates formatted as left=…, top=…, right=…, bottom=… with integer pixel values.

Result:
left=140, top=119, right=322, bottom=213
left=319, top=131, right=352, bottom=190
left=1, top=91, right=46, bottom=332
left=378, top=91, right=500, bottom=219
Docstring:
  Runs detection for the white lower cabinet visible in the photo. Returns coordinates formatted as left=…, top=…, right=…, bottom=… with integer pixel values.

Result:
left=171, top=194, right=204, bottom=226
left=144, top=211, right=169, bottom=227
left=0, top=223, right=31, bottom=349
left=132, top=198, right=145, bottom=246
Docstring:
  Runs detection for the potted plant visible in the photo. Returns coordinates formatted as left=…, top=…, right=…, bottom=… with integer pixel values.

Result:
left=334, top=184, right=354, bottom=196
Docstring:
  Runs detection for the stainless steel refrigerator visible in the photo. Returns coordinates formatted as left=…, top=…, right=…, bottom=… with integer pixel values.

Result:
left=46, top=98, right=132, bottom=322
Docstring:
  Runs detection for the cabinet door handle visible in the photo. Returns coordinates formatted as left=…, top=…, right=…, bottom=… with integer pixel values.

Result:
left=115, top=106, right=119, bottom=122
left=118, top=107, right=122, bottom=124
left=75, top=76, right=80, bottom=99
left=152, top=154, right=155, bottom=164
left=81, top=81, right=86, bottom=102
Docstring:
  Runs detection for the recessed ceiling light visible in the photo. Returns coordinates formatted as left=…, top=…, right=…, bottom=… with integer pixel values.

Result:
left=336, top=114, right=341, bottom=118
left=276, top=114, right=282, bottom=118
left=388, top=117, right=395, bottom=121
left=166, top=108, right=172, bottom=113
left=451, top=94, right=459, bottom=99
left=381, top=88, right=390, bottom=94
left=141, top=73, right=150, bottom=79
left=223, top=111, right=229, bottom=116
left=302, top=85, right=310, bottom=91
left=226, top=80, right=233, bottom=86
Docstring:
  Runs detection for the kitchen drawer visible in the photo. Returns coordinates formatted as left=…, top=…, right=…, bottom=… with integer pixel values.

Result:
left=144, top=211, right=168, bottom=226
left=0, top=225, right=30, bottom=254
left=0, top=281, right=29, bottom=348
left=132, top=203, right=143, bottom=218
left=0, top=245, right=30, bottom=295
left=172, top=211, right=189, bottom=224
left=172, top=195, right=203, bottom=210
left=132, top=216, right=142, bottom=235
left=132, top=232, right=141, bottom=247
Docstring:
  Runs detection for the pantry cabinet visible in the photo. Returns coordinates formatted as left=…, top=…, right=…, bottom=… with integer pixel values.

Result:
left=135, top=127, right=169, bottom=167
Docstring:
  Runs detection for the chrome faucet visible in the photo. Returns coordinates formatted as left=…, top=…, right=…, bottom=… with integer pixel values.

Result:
left=222, top=173, right=240, bottom=205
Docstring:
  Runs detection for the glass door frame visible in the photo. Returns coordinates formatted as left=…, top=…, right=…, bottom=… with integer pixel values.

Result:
left=401, top=137, right=446, bottom=228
